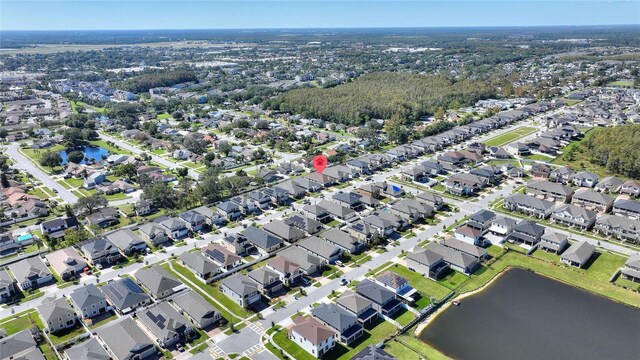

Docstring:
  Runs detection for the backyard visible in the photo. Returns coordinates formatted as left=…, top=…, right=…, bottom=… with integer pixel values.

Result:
left=484, top=127, right=538, bottom=147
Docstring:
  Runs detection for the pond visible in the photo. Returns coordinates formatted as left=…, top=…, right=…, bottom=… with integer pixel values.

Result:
left=419, top=268, right=640, bottom=360
left=59, top=146, right=109, bottom=165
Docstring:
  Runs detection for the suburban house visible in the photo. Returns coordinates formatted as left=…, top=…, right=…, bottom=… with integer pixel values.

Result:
left=179, top=251, right=220, bottom=283
left=406, top=246, right=449, bottom=280
left=179, top=210, right=208, bottom=232
left=40, top=216, right=79, bottom=239
left=356, top=280, right=402, bottom=316
left=97, top=317, right=156, bottom=360
left=506, top=220, right=546, bottom=246
left=425, top=242, right=480, bottom=275
left=539, top=232, right=569, bottom=254
left=0, top=330, right=42, bottom=360
left=160, top=217, right=190, bottom=239
left=8, top=257, right=53, bottom=290
left=134, top=199, right=153, bottom=216
left=65, top=338, right=111, bottom=360
left=560, top=241, right=596, bottom=268
left=264, top=186, right=291, bottom=205
left=216, top=201, right=243, bottom=221
left=389, top=199, right=433, bottom=224
left=219, top=274, right=261, bottom=308
left=101, top=277, right=151, bottom=314
left=321, top=228, right=364, bottom=254
left=311, top=303, right=363, bottom=345
left=137, top=302, right=195, bottom=348
left=45, top=247, right=87, bottom=281
left=288, top=315, right=337, bottom=358
left=37, top=297, right=77, bottom=333
left=279, top=246, right=326, bottom=275
left=551, top=204, right=597, bottom=230
left=549, top=166, right=575, bottom=184
left=284, top=214, right=324, bottom=234
left=335, top=290, right=379, bottom=326
left=620, top=180, right=640, bottom=197
left=266, top=256, right=304, bottom=287
left=526, top=180, right=574, bottom=203
left=203, top=243, right=243, bottom=271
left=571, top=189, right=614, bottom=213
left=375, top=271, right=416, bottom=299
left=242, top=226, right=285, bottom=254
left=333, top=192, right=365, bottom=211
left=80, top=237, right=123, bottom=266
left=263, top=220, right=306, bottom=242
left=0, top=269, right=16, bottom=303
left=594, top=215, right=640, bottom=243
left=416, top=192, right=445, bottom=210
left=488, top=216, right=518, bottom=236
left=440, top=237, right=487, bottom=260
left=69, top=283, right=109, bottom=320
left=298, top=236, right=342, bottom=264
left=454, top=225, right=485, bottom=247
left=317, top=200, right=357, bottom=221
left=248, top=191, right=273, bottom=210
left=302, top=204, right=332, bottom=223
left=621, top=253, right=640, bottom=283
left=612, top=199, right=640, bottom=220
left=172, top=290, right=223, bottom=329
left=503, top=194, right=555, bottom=219
left=105, top=229, right=147, bottom=255
left=573, top=171, right=599, bottom=188
left=134, top=266, right=182, bottom=300
left=247, top=267, right=283, bottom=296
left=444, top=173, right=487, bottom=196
left=192, top=206, right=226, bottom=227
left=85, top=207, right=120, bottom=228
left=138, top=223, right=171, bottom=247
left=595, top=176, right=624, bottom=194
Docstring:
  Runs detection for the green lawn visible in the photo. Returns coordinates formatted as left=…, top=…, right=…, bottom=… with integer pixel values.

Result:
left=607, top=80, right=634, bottom=87
left=523, top=154, right=554, bottom=162
left=88, top=312, right=118, bottom=329
left=90, top=140, right=133, bottom=156
left=0, top=310, right=44, bottom=335
left=386, top=264, right=452, bottom=301
left=48, top=324, right=87, bottom=344
left=484, top=127, right=538, bottom=147
left=614, top=275, right=640, bottom=292
left=157, top=112, right=171, bottom=120
left=383, top=340, right=424, bottom=360
left=105, top=192, right=131, bottom=200
left=390, top=308, right=415, bottom=326
left=395, top=335, right=453, bottom=360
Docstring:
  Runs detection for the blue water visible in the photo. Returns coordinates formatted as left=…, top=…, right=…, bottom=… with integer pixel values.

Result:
left=17, top=234, right=33, bottom=242
left=59, top=146, right=109, bottom=165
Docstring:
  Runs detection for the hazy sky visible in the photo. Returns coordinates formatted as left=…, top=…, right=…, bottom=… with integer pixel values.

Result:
left=2, top=1, right=639, bottom=31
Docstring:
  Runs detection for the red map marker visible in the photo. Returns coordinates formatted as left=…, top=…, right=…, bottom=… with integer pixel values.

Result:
left=313, top=154, right=328, bottom=174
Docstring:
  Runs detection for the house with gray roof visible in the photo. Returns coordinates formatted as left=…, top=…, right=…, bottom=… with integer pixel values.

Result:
left=80, top=237, right=123, bottom=266
left=294, top=177, right=323, bottom=193
left=416, top=192, right=444, bottom=210
left=191, top=206, right=225, bottom=227
left=573, top=171, right=599, bottom=188
left=279, top=246, right=325, bottom=276
left=8, top=257, right=53, bottom=291
left=97, top=317, right=156, bottom=360
left=322, top=228, right=364, bottom=254
left=488, top=216, right=518, bottom=236
left=506, top=220, right=546, bottom=246
left=425, top=242, right=480, bottom=275
left=355, top=280, right=402, bottom=316
left=620, top=180, right=640, bottom=197
left=266, top=256, right=303, bottom=287
left=333, top=192, right=365, bottom=211
left=138, top=223, right=171, bottom=247
left=105, top=229, right=147, bottom=255
left=276, top=180, right=306, bottom=199
left=242, top=226, right=284, bottom=254
left=526, top=180, right=574, bottom=203
left=219, top=274, right=261, bottom=308
left=64, top=337, right=111, bottom=360
left=317, top=200, right=357, bottom=221
left=621, top=253, right=640, bottom=283
left=595, top=176, right=624, bottom=194
left=0, top=269, right=16, bottom=303
left=406, top=246, right=449, bottom=280
left=69, top=283, right=109, bottom=320
left=551, top=204, right=597, bottom=230
left=352, top=345, right=396, bottom=360
left=302, top=204, right=332, bottom=223
left=248, top=267, right=283, bottom=296
left=503, top=193, right=555, bottom=219
left=612, top=199, right=640, bottom=220
left=0, top=329, right=43, bottom=360
left=179, top=252, right=219, bottom=283
left=172, top=290, right=223, bottom=329
left=216, top=201, right=243, bottom=221
left=37, top=297, right=77, bottom=333
left=595, top=215, right=640, bottom=243
left=160, top=217, right=190, bottom=239
left=389, top=199, right=433, bottom=223
left=137, top=302, right=195, bottom=348
left=284, top=214, right=324, bottom=234
left=202, top=243, right=243, bottom=270
left=335, top=290, right=378, bottom=326
left=560, top=241, right=596, bottom=268
left=134, top=266, right=182, bottom=300
left=101, top=277, right=151, bottom=314
left=440, top=237, right=488, bottom=259
left=297, top=236, right=342, bottom=264
left=539, top=232, right=569, bottom=254
left=571, top=189, right=614, bottom=213
left=263, top=220, right=306, bottom=242
left=311, top=303, right=363, bottom=345
left=179, top=210, right=207, bottom=232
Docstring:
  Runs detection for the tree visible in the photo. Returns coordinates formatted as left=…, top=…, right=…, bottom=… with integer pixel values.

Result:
left=0, top=128, right=8, bottom=139
left=142, top=182, right=177, bottom=209
left=64, top=204, right=75, bottom=218
left=74, top=194, right=108, bottom=215
left=222, top=176, right=246, bottom=196
left=67, top=151, right=85, bottom=164
left=197, top=169, right=222, bottom=203
left=39, top=151, right=62, bottom=170
left=218, top=142, right=232, bottom=157
left=0, top=173, right=9, bottom=188
left=113, top=163, right=137, bottom=180
left=62, top=228, right=91, bottom=248
left=63, top=128, right=88, bottom=148
left=176, top=167, right=189, bottom=178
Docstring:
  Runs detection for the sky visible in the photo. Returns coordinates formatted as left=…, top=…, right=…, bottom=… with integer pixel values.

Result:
left=1, top=0, right=639, bottom=31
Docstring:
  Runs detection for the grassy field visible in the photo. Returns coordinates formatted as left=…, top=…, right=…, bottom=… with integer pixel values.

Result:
left=89, top=140, right=133, bottom=156
left=523, top=154, right=555, bottom=162
left=386, top=264, right=452, bottom=301
left=0, top=310, right=44, bottom=335
left=394, top=335, right=453, bottom=360
left=484, top=127, right=538, bottom=147
left=390, top=308, right=415, bottom=326
left=383, top=340, right=424, bottom=360
left=607, top=80, right=634, bottom=87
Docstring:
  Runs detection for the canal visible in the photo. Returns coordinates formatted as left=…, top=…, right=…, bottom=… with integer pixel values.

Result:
left=419, top=268, right=640, bottom=360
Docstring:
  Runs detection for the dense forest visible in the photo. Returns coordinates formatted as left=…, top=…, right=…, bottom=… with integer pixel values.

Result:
left=583, top=125, right=640, bottom=179
left=264, top=72, right=495, bottom=124
left=119, top=70, right=198, bottom=93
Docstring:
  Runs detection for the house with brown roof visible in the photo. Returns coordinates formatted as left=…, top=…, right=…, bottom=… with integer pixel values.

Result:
left=289, top=316, right=337, bottom=358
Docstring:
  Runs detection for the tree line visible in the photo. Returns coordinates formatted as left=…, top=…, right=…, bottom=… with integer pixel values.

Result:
left=583, top=125, right=640, bottom=179
left=118, top=70, right=198, bottom=93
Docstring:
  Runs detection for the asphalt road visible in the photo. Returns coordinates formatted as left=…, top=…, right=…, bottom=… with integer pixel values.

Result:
left=4, top=143, right=79, bottom=204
